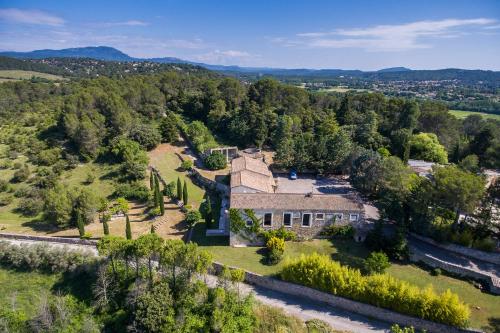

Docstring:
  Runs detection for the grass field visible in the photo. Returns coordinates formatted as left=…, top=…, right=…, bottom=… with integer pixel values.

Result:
left=0, top=70, right=65, bottom=82
left=195, top=235, right=500, bottom=331
left=449, top=109, right=500, bottom=121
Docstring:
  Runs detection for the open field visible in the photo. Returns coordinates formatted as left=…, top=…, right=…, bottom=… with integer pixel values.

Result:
left=449, top=109, right=500, bottom=121
left=0, top=70, right=65, bottom=82
left=195, top=235, right=500, bottom=331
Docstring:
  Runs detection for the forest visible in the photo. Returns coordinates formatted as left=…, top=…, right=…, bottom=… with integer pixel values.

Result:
left=0, top=62, right=498, bottom=251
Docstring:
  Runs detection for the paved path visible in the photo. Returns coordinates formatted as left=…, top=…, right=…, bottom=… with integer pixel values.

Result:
left=1, top=237, right=390, bottom=333
left=409, top=236, right=500, bottom=288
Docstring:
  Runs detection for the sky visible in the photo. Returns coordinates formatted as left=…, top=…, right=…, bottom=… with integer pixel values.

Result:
left=0, top=0, right=499, bottom=70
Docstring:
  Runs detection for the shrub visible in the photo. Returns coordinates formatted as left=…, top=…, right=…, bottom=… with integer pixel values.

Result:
left=11, top=165, right=30, bottom=183
left=0, top=193, right=13, bottom=206
left=451, top=230, right=474, bottom=247
left=431, top=268, right=442, bottom=276
left=147, top=207, right=162, bottom=218
left=266, top=236, right=285, bottom=265
left=390, top=325, right=417, bottom=333
left=320, top=224, right=354, bottom=238
left=0, top=179, right=9, bottom=192
left=85, top=171, right=96, bottom=184
left=17, top=197, right=43, bottom=216
left=473, top=237, right=496, bottom=252
left=163, top=181, right=176, bottom=199
left=180, top=159, right=193, bottom=171
left=363, top=251, right=391, bottom=274
left=305, top=319, right=335, bottom=333
left=0, top=241, right=96, bottom=272
left=185, top=210, right=201, bottom=229
left=114, top=182, right=150, bottom=202
left=281, top=253, right=470, bottom=327
left=261, top=227, right=296, bottom=242
left=204, top=151, right=227, bottom=170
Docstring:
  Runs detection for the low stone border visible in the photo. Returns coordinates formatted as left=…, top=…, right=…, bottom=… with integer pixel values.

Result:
left=410, top=233, right=500, bottom=265
left=0, top=232, right=97, bottom=246
left=212, top=262, right=483, bottom=333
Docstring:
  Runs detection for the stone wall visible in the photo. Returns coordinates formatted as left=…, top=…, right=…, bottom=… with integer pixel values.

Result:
left=409, top=245, right=500, bottom=295
left=211, top=262, right=481, bottom=333
left=0, top=232, right=97, bottom=246
left=410, top=233, right=500, bottom=265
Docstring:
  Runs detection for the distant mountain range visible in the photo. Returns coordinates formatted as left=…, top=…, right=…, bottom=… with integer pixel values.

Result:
left=1, top=46, right=498, bottom=82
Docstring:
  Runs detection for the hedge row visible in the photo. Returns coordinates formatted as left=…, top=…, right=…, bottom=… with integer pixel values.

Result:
left=0, top=241, right=96, bottom=273
left=280, top=253, right=469, bottom=328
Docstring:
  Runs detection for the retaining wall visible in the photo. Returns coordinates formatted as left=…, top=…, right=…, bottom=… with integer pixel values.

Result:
left=0, top=232, right=97, bottom=246
left=410, top=245, right=500, bottom=295
left=211, top=262, right=481, bottom=333
left=410, top=233, right=500, bottom=265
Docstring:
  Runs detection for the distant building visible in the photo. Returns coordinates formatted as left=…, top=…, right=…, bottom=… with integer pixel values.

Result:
left=228, top=156, right=366, bottom=245
left=408, top=159, right=435, bottom=178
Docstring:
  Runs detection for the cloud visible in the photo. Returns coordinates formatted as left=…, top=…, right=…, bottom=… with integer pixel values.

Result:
left=98, top=20, right=149, bottom=27
left=194, top=49, right=254, bottom=64
left=284, top=18, right=497, bottom=51
left=0, top=8, right=65, bottom=26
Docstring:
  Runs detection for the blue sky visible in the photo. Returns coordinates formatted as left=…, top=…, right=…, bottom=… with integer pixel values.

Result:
left=0, top=0, right=499, bottom=70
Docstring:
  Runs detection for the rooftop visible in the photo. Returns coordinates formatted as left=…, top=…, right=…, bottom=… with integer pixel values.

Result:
left=230, top=192, right=364, bottom=211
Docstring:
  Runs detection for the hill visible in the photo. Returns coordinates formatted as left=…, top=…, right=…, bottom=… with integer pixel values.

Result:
left=2, top=46, right=499, bottom=84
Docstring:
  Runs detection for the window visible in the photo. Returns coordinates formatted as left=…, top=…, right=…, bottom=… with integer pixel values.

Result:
left=263, top=213, right=273, bottom=227
left=325, top=214, right=335, bottom=223
left=283, top=212, right=292, bottom=227
left=334, top=213, right=343, bottom=221
left=292, top=212, right=301, bottom=219
left=315, top=213, right=324, bottom=221
left=302, top=213, right=312, bottom=227
left=246, top=219, right=253, bottom=227
left=349, top=214, right=359, bottom=222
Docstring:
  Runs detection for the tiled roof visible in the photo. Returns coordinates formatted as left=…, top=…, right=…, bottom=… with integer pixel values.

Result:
left=231, top=156, right=275, bottom=192
left=230, top=193, right=363, bottom=211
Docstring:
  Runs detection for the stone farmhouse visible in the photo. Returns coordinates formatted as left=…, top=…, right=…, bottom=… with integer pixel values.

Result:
left=229, top=155, right=366, bottom=245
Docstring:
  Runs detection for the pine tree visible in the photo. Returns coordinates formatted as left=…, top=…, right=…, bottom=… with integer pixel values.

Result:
left=177, top=177, right=182, bottom=200
left=159, top=192, right=165, bottom=215
left=103, top=218, right=110, bottom=235
left=150, top=170, right=154, bottom=190
left=125, top=214, right=132, bottom=240
left=76, top=212, right=85, bottom=237
left=182, top=180, right=188, bottom=205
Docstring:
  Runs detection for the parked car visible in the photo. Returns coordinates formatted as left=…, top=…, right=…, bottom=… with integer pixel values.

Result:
left=289, top=170, right=297, bottom=180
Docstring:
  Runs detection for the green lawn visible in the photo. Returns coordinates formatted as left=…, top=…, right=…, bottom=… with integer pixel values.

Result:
left=197, top=236, right=499, bottom=331
left=0, top=70, right=65, bottom=82
left=149, top=144, right=206, bottom=209
left=449, top=109, right=500, bottom=121
left=0, top=268, right=62, bottom=317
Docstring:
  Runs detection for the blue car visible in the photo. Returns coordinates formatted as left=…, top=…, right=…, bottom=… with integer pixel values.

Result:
left=289, top=170, right=297, bottom=180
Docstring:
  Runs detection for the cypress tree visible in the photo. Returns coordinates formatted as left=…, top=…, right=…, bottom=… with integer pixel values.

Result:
left=150, top=225, right=155, bottom=233
left=182, top=180, right=188, bottom=205
left=125, top=214, right=132, bottom=240
left=177, top=177, right=182, bottom=200
left=76, top=212, right=85, bottom=237
left=150, top=170, right=154, bottom=190
left=103, top=218, right=110, bottom=235
left=159, top=192, right=165, bottom=215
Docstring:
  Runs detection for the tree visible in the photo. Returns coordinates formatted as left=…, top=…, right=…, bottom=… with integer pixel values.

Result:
left=103, top=217, right=110, bottom=236
left=111, top=138, right=149, bottom=180
left=43, top=184, right=73, bottom=228
left=132, top=282, right=175, bottom=332
left=204, top=151, right=227, bottom=170
left=150, top=170, right=154, bottom=190
left=115, top=197, right=129, bottom=215
left=409, top=133, right=448, bottom=163
left=458, top=155, right=479, bottom=173
left=200, top=196, right=213, bottom=226
left=432, top=165, right=486, bottom=222
left=159, top=113, right=178, bottom=143
left=177, top=177, right=182, bottom=200
left=125, top=214, right=132, bottom=240
left=11, top=165, right=30, bottom=183
left=129, top=123, right=161, bottom=150
left=185, top=210, right=201, bottom=230
left=159, top=192, right=165, bottom=216
left=150, top=225, right=155, bottom=234
left=76, top=212, right=85, bottom=237
left=363, top=251, right=391, bottom=274
left=182, top=180, right=188, bottom=205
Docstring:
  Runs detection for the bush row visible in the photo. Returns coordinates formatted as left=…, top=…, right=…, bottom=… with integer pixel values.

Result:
left=0, top=241, right=97, bottom=273
left=280, top=253, right=469, bottom=328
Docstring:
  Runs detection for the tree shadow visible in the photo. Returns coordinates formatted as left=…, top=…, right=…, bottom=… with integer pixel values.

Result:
left=21, top=218, right=60, bottom=233
left=52, top=267, right=96, bottom=304
left=328, top=238, right=370, bottom=270
left=483, top=317, right=500, bottom=333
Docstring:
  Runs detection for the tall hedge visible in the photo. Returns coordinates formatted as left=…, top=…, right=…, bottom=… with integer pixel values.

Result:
left=280, top=253, right=469, bottom=327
